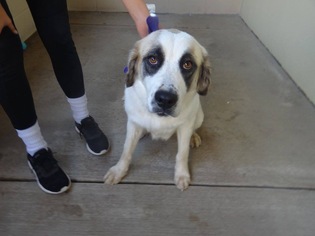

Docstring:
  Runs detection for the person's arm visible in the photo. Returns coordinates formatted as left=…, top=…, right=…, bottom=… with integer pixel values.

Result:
left=0, top=3, right=18, bottom=34
left=122, top=0, right=150, bottom=38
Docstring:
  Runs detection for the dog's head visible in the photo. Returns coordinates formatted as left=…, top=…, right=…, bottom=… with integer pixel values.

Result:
left=125, top=29, right=211, bottom=117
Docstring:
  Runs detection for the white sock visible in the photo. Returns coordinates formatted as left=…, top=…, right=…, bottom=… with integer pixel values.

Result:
left=67, top=94, right=89, bottom=124
left=16, top=121, right=48, bottom=156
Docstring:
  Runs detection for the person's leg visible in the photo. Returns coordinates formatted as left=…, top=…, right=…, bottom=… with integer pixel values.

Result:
left=0, top=33, right=48, bottom=156
left=26, top=0, right=84, bottom=98
left=0, top=0, right=70, bottom=194
left=0, top=0, right=46, bottom=149
left=27, top=0, right=109, bottom=154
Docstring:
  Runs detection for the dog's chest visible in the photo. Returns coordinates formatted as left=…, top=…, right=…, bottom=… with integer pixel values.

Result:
left=132, top=112, right=178, bottom=141
left=149, top=124, right=176, bottom=140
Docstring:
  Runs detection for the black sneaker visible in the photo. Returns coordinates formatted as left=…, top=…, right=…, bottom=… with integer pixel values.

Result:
left=27, top=148, right=71, bottom=194
left=75, top=116, right=110, bottom=155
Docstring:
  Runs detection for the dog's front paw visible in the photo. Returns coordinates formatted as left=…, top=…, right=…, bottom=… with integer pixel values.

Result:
left=175, top=174, right=191, bottom=191
left=104, top=165, right=128, bottom=185
left=190, top=132, right=201, bottom=148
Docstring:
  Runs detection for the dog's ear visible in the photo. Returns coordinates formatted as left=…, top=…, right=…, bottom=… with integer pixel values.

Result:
left=126, top=45, right=139, bottom=87
left=197, top=48, right=211, bottom=96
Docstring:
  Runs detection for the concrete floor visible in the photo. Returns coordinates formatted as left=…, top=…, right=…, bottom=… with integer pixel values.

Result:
left=1, top=12, right=315, bottom=236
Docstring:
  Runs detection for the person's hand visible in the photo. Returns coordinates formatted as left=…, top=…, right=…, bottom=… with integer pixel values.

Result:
left=0, top=4, right=18, bottom=34
left=122, top=0, right=150, bottom=38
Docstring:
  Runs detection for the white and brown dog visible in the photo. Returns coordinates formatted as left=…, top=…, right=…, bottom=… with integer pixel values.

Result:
left=104, top=29, right=211, bottom=190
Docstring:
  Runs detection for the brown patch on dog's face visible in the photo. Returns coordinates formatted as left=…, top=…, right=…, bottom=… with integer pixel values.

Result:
left=126, top=45, right=139, bottom=87
left=197, top=52, right=211, bottom=96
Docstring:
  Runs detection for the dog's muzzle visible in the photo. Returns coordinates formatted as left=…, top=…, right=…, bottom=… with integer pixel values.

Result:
left=152, top=90, right=178, bottom=117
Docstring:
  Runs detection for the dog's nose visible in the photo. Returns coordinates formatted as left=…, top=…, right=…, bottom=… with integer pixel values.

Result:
left=155, top=90, right=178, bottom=109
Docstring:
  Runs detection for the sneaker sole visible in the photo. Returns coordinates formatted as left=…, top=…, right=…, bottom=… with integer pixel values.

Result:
left=75, top=126, right=110, bottom=156
left=28, top=161, right=71, bottom=195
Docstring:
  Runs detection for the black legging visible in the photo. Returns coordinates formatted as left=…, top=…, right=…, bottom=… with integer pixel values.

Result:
left=0, top=0, right=85, bottom=130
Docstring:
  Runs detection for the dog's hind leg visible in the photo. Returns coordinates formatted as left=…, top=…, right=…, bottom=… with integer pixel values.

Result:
left=190, top=132, right=202, bottom=148
left=190, top=105, right=203, bottom=148
left=104, top=120, right=143, bottom=185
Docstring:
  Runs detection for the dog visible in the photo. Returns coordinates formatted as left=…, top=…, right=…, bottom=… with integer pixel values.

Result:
left=104, top=29, right=211, bottom=190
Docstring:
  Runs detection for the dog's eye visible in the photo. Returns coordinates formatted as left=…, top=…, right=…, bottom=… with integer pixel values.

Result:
left=148, top=56, right=158, bottom=65
left=183, top=61, right=193, bottom=70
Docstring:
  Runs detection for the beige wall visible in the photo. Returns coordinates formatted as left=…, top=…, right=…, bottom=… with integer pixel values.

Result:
left=240, top=0, right=315, bottom=104
left=6, top=0, right=36, bottom=41
left=67, top=0, right=243, bottom=14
